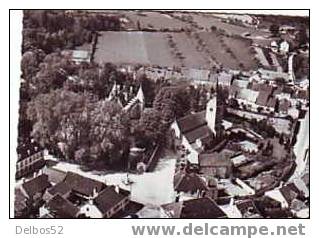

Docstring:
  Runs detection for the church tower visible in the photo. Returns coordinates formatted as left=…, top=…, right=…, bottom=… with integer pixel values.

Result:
left=206, top=94, right=217, bottom=135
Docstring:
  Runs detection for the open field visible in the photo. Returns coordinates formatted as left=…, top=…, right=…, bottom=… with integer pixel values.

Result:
left=94, top=31, right=177, bottom=66
left=94, top=31, right=211, bottom=68
left=124, top=11, right=188, bottom=30
left=198, top=32, right=258, bottom=70
left=190, top=13, right=269, bottom=38
left=94, top=31, right=259, bottom=70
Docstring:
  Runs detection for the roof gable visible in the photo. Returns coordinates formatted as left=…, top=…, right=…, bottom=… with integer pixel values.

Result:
left=181, top=198, right=227, bottom=218
left=47, top=194, right=79, bottom=218
left=94, top=186, right=130, bottom=215
left=174, top=172, right=207, bottom=193
left=22, top=174, right=51, bottom=198
left=63, top=172, right=105, bottom=197
left=176, top=111, right=206, bottom=134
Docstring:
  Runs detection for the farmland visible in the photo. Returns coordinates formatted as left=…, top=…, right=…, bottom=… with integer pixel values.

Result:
left=124, top=11, right=188, bottom=31
left=94, top=31, right=259, bottom=70
left=94, top=31, right=181, bottom=67
left=189, top=13, right=270, bottom=38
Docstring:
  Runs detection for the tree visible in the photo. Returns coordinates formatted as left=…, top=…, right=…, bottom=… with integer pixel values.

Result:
left=154, top=86, right=191, bottom=123
left=27, top=89, right=91, bottom=159
left=269, top=24, right=280, bottom=36
left=296, top=28, right=308, bottom=46
left=136, top=109, right=167, bottom=148
left=29, top=52, right=75, bottom=96
left=21, top=49, right=45, bottom=80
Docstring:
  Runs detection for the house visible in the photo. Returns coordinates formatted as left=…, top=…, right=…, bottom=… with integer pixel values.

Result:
left=290, top=199, right=308, bottom=216
left=230, top=154, right=253, bottom=168
left=43, top=181, right=72, bottom=202
left=162, top=197, right=227, bottom=218
left=16, top=139, right=47, bottom=179
left=270, top=41, right=278, bottom=52
left=255, top=90, right=277, bottom=112
left=71, top=50, right=91, bottom=64
left=258, top=69, right=289, bottom=82
left=60, top=172, right=106, bottom=200
left=264, top=181, right=306, bottom=209
left=182, top=68, right=214, bottom=85
left=40, top=194, right=80, bottom=218
left=278, top=99, right=291, bottom=114
left=217, top=71, right=233, bottom=87
left=42, top=166, right=67, bottom=184
left=236, top=199, right=263, bottom=218
left=17, top=174, right=51, bottom=211
left=198, top=152, right=232, bottom=179
left=14, top=188, right=29, bottom=218
left=174, top=171, right=217, bottom=201
left=134, top=205, right=168, bottom=218
left=232, top=79, right=250, bottom=89
left=81, top=186, right=130, bottom=218
left=171, top=95, right=217, bottom=164
left=279, top=40, right=290, bottom=54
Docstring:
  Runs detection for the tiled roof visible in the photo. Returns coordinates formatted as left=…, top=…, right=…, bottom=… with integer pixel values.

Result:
left=174, top=172, right=207, bottom=193
left=94, top=186, right=130, bottom=215
left=256, top=91, right=271, bottom=106
left=184, top=125, right=212, bottom=144
left=22, top=174, right=51, bottom=198
left=236, top=199, right=262, bottom=217
left=42, top=167, right=67, bottom=184
left=46, top=194, right=79, bottom=218
left=180, top=197, right=227, bottom=218
left=47, top=181, right=71, bottom=197
left=199, top=152, right=231, bottom=167
left=279, top=185, right=298, bottom=205
left=176, top=111, right=206, bottom=134
left=15, top=188, right=27, bottom=212
left=63, top=172, right=105, bottom=197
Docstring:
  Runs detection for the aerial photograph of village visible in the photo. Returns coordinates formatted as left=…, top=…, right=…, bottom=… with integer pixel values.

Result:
left=13, top=10, right=309, bottom=219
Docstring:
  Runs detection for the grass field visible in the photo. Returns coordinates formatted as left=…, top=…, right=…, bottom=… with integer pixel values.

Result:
left=94, top=31, right=211, bottom=68
left=198, top=32, right=258, bottom=70
left=94, top=31, right=259, bottom=70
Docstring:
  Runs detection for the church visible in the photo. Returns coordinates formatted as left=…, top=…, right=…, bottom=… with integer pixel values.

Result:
left=170, top=93, right=217, bottom=164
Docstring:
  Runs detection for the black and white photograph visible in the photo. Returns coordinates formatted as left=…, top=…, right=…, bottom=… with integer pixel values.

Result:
left=11, top=9, right=309, bottom=219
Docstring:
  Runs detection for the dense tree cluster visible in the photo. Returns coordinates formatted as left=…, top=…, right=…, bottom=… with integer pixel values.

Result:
left=22, top=10, right=121, bottom=53
left=26, top=89, right=130, bottom=168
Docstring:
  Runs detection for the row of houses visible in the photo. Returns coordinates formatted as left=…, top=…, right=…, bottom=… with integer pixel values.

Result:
left=15, top=171, right=132, bottom=218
